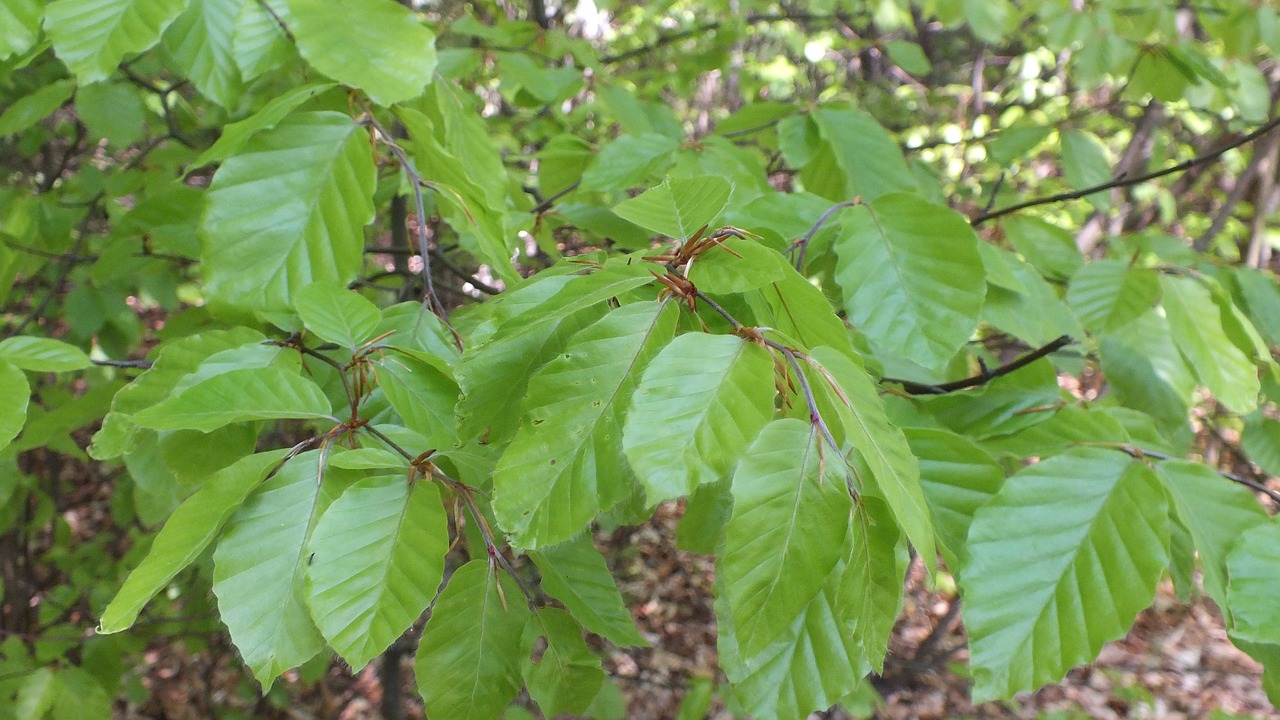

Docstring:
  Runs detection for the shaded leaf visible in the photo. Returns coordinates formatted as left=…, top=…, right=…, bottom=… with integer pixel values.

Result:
left=1226, top=521, right=1280, bottom=646
left=523, top=608, right=606, bottom=717
left=530, top=534, right=646, bottom=646
left=905, top=427, right=1004, bottom=571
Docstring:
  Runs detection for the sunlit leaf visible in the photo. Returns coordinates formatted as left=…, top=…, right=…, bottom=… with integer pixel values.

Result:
left=523, top=608, right=605, bottom=717
left=131, top=366, right=333, bottom=432
left=45, top=0, right=188, bottom=84
left=612, top=175, right=732, bottom=241
left=530, top=534, right=647, bottom=647
left=0, top=336, right=91, bottom=372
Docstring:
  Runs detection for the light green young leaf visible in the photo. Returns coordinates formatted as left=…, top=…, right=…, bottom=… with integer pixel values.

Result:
left=325, top=447, right=406, bottom=471
left=494, top=301, right=677, bottom=548
left=1157, top=460, right=1268, bottom=612
left=905, top=427, right=1004, bottom=571
left=962, top=448, right=1169, bottom=701
left=832, top=195, right=985, bottom=370
left=415, top=560, right=531, bottom=720
left=0, top=336, right=91, bottom=372
left=285, top=0, right=436, bottom=107
left=720, top=419, right=854, bottom=660
left=0, top=80, right=76, bottom=137
left=162, top=0, right=244, bottom=108
left=1160, top=275, right=1259, bottom=414
left=45, top=0, right=188, bottom=83
left=580, top=134, right=681, bottom=191
left=0, top=0, right=42, bottom=60
left=807, top=347, right=936, bottom=574
left=1061, top=129, right=1112, bottom=209
left=14, top=667, right=55, bottom=720
left=202, top=111, right=376, bottom=319
left=456, top=267, right=654, bottom=445
left=523, top=608, right=606, bottom=717
left=806, top=108, right=916, bottom=201
left=306, top=475, right=448, bottom=671
left=529, top=534, right=647, bottom=647
left=190, top=82, right=334, bottom=169
left=98, top=450, right=288, bottom=634
left=294, top=282, right=382, bottom=349
left=612, top=175, right=732, bottom=241
left=1243, top=415, right=1280, bottom=477
left=231, top=0, right=294, bottom=81
left=1227, top=521, right=1280, bottom=646
left=686, top=236, right=789, bottom=295
left=213, top=451, right=336, bottom=686
left=131, top=366, right=333, bottom=432
left=0, top=361, right=28, bottom=452
left=372, top=351, right=458, bottom=445
left=623, top=332, right=775, bottom=504
left=1099, top=310, right=1195, bottom=435
left=1066, top=260, right=1160, bottom=332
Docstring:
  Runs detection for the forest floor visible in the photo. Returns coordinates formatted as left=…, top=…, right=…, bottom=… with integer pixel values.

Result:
left=123, top=500, right=1277, bottom=720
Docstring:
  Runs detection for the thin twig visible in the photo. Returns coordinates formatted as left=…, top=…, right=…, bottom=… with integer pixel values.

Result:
left=92, top=358, right=154, bottom=369
left=789, top=199, right=861, bottom=269
left=1113, top=445, right=1280, bottom=508
left=883, top=335, right=1074, bottom=395
left=13, top=195, right=104, bottom=335
left=972, top=113, right=1280, bottom=226
left=530, top=181, right=580, bottom=214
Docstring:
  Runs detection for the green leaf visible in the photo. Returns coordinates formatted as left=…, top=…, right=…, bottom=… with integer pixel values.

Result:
left=1157, top=460, right=1268, bottom=611
left=131, top=366, right=333, bottom=432
left=45, top=0, right=189, bottom=84
left=807, top=347, right=936, bottom=574
left=720, top=419, right=854, bottom=660
left=162, top=0, right=244, bottom=108
left=623, top=332, right=775, bottom=504
left=306, top=475, right=448, bottom=671
left=231, top=0, right=295, bottom=82
left=201, top=111, right=376, bottom=319
left=294, top=282, right=382, bottom=349
left=98, top=450, right=288, bottom=634
left=213, top=451, right=336, bottom=685
left=1226, top=520, right=1280, bottom=646
left=580, top=133, right=681, bottom=192
left=885, top=39, right=931, bottom=75
left=456, top=267, right=654, bottom=445
left=325, top=447, right=405, bottom=471
left=1061, top=129, right=1112, bottom=209
left=494, top=301, right=677, bottom=548
left=832, top=195, right=985, bottom=370
left=1243, top=415, right=1280, bottom=477
left=76, top=82, right=147, bottom=146
left=0, top=0, right=42, bottom=60
left=1099, top=310, right=1195, bottom=435
left=372, top=352, right=458, bottom=445
left=1160, top=275, right=1259, bottom=414
left=806, top=108, right=917, bottom=201
left=905, top=427, right=1004, bottom=571
left=686, top=236, right=790, bottom=295
left=285, top=0, right=436, bottom=107
left=529, top=534, right=647, bottom=647
left=1000, top=215, right=1082, bottom=280
left=1066, top=260, right=1160, bottom=332
left=0, top=361, right=28, bottom=453
left=0, top=336, right=91, bottom=372
left=612, top=175, right=732, bottom=241
left=415, top=560, right=531, bottom=720
left=0, top=80, right=76, bottom=137
left=190, top=82, right=334, bottom=169
left=962, top=448, right=1169, bottom=701
left=523, top=608, right=606, bottom=717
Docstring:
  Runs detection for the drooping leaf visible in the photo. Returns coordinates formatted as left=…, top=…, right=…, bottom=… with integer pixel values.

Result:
left=1226, top=520, right=1280, bottom=646
left=0, top=80, right=76, bottom=137
left=905, top=427, right=1004, bottom=571
left=306, top=475, right=448, bottom=671
left=285, top=0, right=436, bottom=107
left=212, top=451, right=336, bottom=685
left=523, top=608, right=606, bottom=717
left=415, top=560, right=531, bottom=720
left=807, top=347, right=936, bottom=573
left=622, top=332, right=775, bottom=504
left=131, top=366, right=333, bottom=432
left=98, top=450, right=288, bottom=634
left=1066, top=260, right=1160, bottom=332
left=529, top=534, right=647, bottom=647
left=494, top=301, right=677, bottom=548
left=0, top=361, right=29, bottom=451
left=1156, top=460, right=1268, bottom=611
left=1160, top=275, right=1259, bottom=414
left=45, top=0, right=189, bottom=84
left=201, top=111, right=376, bottom=319
left=0, top=336, right=91, bottom=372
left=372, top=352, right=458, bottom=446
left=162, top=0, right=245, bottom=108
left=294, top=282, right=382, bottom=350
left=832, top=195, right=985, bottom=370
left=720, top=419, right=855, bottom=660
left=612, top=175, right=732, bottom=241
left=962, top=448, right=1169, bottom=700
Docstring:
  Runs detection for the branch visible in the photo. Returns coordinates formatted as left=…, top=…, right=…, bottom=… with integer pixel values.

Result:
left=788, top=199, right=860, bottom=269
left=92, top=358, right=154, bottom=370
left=530, top=180, right=579, bottom=214
left=883, top=335, right=1075, bottom=395
left=971, top=113, right=1280, bottom=226
left=1117, top=445, right=1280, bottom=508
